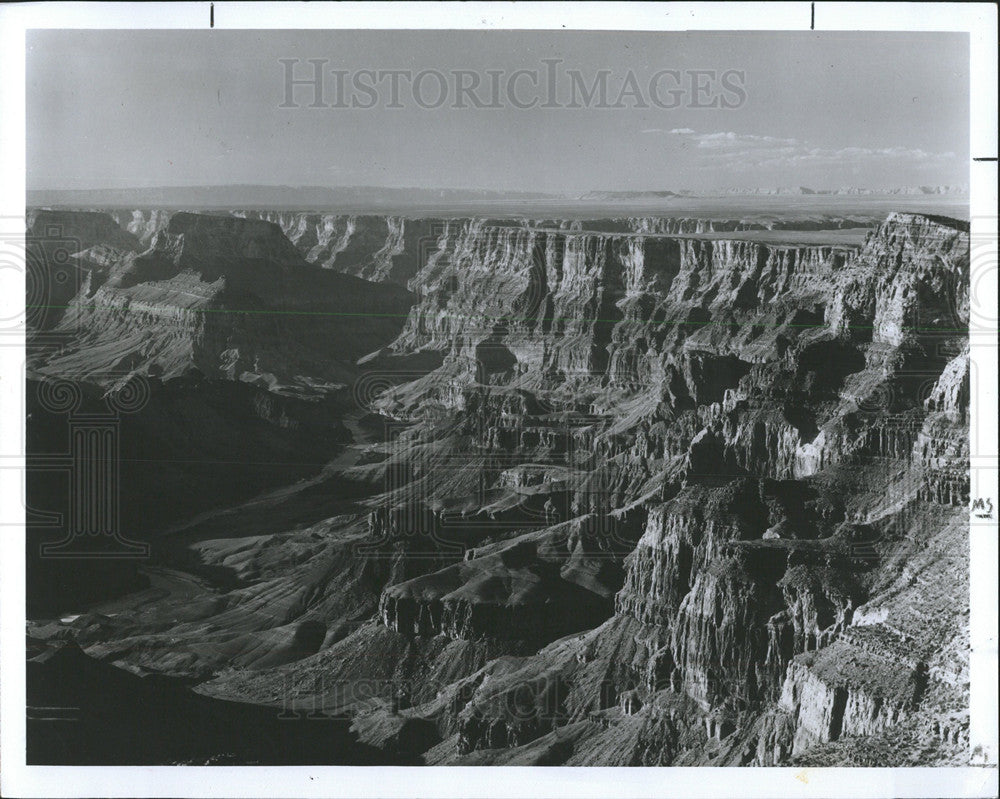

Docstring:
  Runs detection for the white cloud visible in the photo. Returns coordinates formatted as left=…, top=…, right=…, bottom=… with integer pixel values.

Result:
left=641, top=127, right=694, bottom=135
left=664, top=129, right=956, bottom=171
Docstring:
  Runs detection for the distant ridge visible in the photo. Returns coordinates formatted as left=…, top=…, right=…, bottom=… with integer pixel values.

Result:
left=715, top=185, right=968, bottom=196
left=578, top=190, right=680, bottom=201
left=582, top=185, right=968, bottom=200
left=29, top=184, right=969, bottom=210
left=27, top=184, right=560, bottom=210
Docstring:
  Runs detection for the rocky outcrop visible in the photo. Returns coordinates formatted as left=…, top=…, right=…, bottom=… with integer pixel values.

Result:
left=106, top=209, right=174, bottom=245
left=379, top=518, right=622, bottom=642
left=29, top=209, right=971, bottom=767
left=232, top=212, right=447, bottom=286
left=351, top=212, right=970, bottom=764
left=29, top=211, right=415, bottom=397
left=777, top=627, right=926, bottom=756
left=26, top=210, right=144, bottom=333
left=28, top=209, right=141, bottom=253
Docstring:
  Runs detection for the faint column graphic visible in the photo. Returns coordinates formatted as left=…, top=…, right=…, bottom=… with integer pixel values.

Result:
left=32, top=375, right=150, bottom=558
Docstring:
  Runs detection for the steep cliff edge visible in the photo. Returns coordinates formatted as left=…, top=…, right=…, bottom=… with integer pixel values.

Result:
left=97, top=209, right=875, bottom=289
left=28, top=210, right=971, bottom=767
left=234, top=212, right=447, bottom=286
left=29, top=211, right=415, bottom=397
left=330, top=212, right=969, bottom=765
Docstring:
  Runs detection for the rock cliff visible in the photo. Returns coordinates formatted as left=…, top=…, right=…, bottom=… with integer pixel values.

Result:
left=27, top=209, right=971, bottom=767
left=332, top=212, right=969, bottom=765
left=29, top=211, right=414, bottom=397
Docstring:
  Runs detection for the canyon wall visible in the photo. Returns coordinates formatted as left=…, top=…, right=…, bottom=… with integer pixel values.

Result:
left=27, top=208, right=971, bottom=766
left=331, top=212, right=970, bottom=765
left=29, top=210, right=414, bottom=397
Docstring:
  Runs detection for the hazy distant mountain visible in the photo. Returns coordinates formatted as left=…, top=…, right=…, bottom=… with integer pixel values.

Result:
left=581, top=185, right=968, bottom=200
left=27, top=184, right=560, bottom=210
left=577, top=190, right=680, bottom=201
left=719, top=185, right=968, bottom=196
left=29, top=184, right=969, bottom=211
left=828, top=185, right=969, bottom=195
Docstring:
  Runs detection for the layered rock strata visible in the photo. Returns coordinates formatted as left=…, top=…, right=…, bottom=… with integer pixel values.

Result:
left=27, top=209, right=970, bottom=767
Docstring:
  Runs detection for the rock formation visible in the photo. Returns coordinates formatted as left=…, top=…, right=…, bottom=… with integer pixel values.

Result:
left=26, top=208, right=971, bottom=767
left=29, top=211, right=414, bottom=397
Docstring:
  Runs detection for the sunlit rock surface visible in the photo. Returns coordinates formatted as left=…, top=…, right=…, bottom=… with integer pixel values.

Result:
left=27, top=209, right=970, bottom=766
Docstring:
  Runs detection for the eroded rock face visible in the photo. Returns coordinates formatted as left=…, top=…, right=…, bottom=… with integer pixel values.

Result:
left=28, top=210, right=971, bottom=766
left=29, top=209, right=142, bottom=253
left=379, top=517, right=623, bottom=643
left=29, top=211, right=415, bottom=397
left=233, top=212, right=447, bottom=285
left=345, top=212, right=969, bottom=764
left=107, top=209, right=178, bottom=246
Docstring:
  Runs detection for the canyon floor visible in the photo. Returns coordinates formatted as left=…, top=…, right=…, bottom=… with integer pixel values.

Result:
left=25, top=203, right=972, bottom=766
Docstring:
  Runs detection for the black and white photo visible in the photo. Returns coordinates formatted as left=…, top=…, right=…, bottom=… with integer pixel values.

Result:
left=1, top=3, right=997, bottom=797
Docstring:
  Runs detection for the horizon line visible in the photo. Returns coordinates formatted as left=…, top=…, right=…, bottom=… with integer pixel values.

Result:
left=27, top=182, right=971, bottom=195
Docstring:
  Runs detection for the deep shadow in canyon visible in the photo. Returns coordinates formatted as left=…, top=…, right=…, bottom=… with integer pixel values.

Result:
left=24, top=207, right=972, bottom=767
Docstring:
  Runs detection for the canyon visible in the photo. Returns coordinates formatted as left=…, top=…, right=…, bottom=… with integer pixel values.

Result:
left=25, top=205, right=971, bottom=766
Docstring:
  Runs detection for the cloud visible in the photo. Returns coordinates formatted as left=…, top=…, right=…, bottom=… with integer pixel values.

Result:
left=641, top=127, right=694, bottom=135
left=663, top=129, right=956, bottom=171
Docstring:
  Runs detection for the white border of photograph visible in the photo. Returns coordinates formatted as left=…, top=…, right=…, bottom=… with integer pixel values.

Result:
left=1, top=3, right=996, bottom=797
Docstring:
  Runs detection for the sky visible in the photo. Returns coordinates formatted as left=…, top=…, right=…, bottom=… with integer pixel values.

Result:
left=27, top=30, right=969, bottom=194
